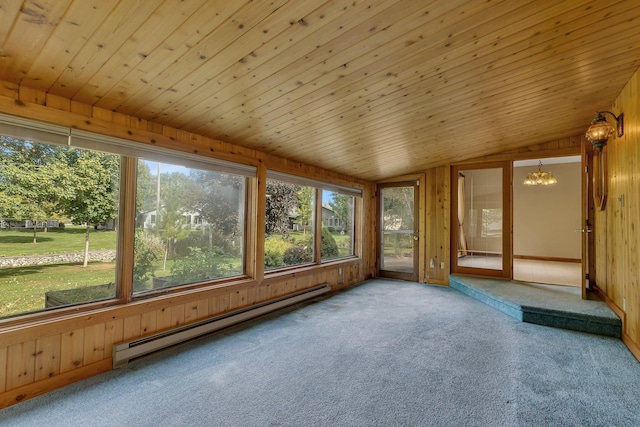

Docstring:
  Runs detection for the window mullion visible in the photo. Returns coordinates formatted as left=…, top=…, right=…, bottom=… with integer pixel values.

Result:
left=314, top=188, right=322, bottom=264
left=117, top=157, right=137, bottom=302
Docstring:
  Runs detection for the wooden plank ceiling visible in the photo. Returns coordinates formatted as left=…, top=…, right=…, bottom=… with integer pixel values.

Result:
left=1, top=0, right=639, bottom=181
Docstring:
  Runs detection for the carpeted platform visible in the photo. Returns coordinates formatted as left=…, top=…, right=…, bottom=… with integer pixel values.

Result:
left=449, top=275, right=621, bottom=337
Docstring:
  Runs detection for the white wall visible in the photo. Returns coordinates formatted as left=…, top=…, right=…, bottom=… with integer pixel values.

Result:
left=513, top=162, right=581, bottom=259
left=462, top=168, right=503, bottom=254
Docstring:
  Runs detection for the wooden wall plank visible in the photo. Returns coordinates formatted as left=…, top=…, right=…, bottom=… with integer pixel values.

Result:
left=103, top=318, right=124, bottom=356
left=34, top=335, right=61, bottom=382
left=18, top=86, right=45, bottom=105
left=0, top=359, right=112, bottom=409
left=45, top=94, right=71, bottom=112
left=184, top=301, right=200, bottom=324
left=6, top=341, right=36, bottom=390
left=140, top=311, right=158, bottom=336
left=59, top=329, right=84, bottom=374
left=594, top=65, right=640, bottom=354
left=423, top=166, right=450, bottom=284
left=171, top=304, right=186, bottom=328
left=156, top=307, right=173, bottom=332
left=228, top=289, right=240, bottom=311
left=0, top=346, right=6, bottom=392
left=123, top=315, right=141, bottom=341
left=83, top=324, right=105, bottom=365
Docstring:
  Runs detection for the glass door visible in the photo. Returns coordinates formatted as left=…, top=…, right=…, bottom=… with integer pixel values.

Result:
left=451, top=162, right=512, bottom=279
left=378, top=182, right=419, bottom=281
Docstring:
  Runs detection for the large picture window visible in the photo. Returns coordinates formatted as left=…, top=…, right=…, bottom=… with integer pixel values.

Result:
left=0, top=115, right=255, bottom=320
left=321, top=190, right=355, bottom=260
left=133, top=160, right=246, bottom=293
left=0, top=114, right=361, bottom=321
left=264, top=178, right=315, bottom=270
left=264, top=171, right=361, bottom=271
left=0, top=136, right=120, bottom=318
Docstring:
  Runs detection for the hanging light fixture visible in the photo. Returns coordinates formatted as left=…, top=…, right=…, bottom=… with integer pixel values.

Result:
left=523, top=160, right=557, bottom=186
left=585, top=111, right=624, bottom=151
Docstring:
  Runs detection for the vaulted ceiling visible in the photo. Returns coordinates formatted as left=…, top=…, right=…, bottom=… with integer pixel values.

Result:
left=1, top=0, right=639, bottom=181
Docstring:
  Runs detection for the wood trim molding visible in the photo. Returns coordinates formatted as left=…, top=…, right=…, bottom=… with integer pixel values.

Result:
left=591, top=285, right=640, bottom=362
left=513, top=255, right=581, bottom=263
left=454, top=136, right=582, bottom=165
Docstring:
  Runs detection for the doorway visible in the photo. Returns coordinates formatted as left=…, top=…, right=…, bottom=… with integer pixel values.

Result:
left=512, top=156, right=582, bottom=287
left=451, top=162, right=512, bottom=279
left=377, top=182, right=419, bottom=281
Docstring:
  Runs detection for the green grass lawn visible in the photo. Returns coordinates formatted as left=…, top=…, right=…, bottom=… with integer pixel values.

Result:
left=1, top=226, right=347, bottom=317
left=0, top=262, right=116, bottom=317
left=0, top=225, right=117, bottom=256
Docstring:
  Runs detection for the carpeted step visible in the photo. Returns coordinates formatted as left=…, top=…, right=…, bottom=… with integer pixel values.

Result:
left=449, top=275, right=621, bottom=338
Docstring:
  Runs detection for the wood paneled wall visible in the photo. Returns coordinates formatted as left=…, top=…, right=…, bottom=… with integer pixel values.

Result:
left=594, top=67, right=640, bottom=359
left=0, top=81, right=374, bottom=408
left=419, top=136, right=581, bottom=286
left=423, top=167, right=450, bottom=285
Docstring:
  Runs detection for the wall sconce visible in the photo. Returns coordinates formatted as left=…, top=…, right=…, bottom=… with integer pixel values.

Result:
left=585, top=111, right=624, bottom=151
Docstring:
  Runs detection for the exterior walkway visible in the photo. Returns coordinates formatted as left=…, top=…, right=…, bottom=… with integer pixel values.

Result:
left=449, top=275, right=621, bottom=337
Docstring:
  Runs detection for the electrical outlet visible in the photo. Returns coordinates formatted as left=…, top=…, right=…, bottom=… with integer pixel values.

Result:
left=429, top=259, right=435, bottom=268
left=440, top=262, right=445, bottom=269
left=623, top=298, right=626, bottom=310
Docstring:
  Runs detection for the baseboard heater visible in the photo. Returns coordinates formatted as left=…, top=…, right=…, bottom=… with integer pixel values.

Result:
left=113, top=283, right=331, bottom=368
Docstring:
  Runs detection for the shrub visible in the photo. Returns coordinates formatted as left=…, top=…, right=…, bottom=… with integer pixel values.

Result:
left=133, top=230, right=164, bottom=291
left=321, top=226, right=339, bottom=259
left=264, top=238, right=294, bottom=268
left=283, top=244, right=312, bottom=265
left=169, top=246, right=227, bottom=285
left=171, top=228, right=242, bottom=259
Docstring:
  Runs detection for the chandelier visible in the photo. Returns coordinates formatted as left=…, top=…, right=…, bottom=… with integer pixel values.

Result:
left=523, top=161, right=557, bottom=186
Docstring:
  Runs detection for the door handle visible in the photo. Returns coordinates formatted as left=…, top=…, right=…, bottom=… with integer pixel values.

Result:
left=575, top=229, right=592, bottom=233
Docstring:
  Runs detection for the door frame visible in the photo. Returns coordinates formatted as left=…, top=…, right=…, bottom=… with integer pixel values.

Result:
left=376, top=181, right=420, bottom=281
left=582, top=140, right=597, bottom=299
left=450, top=161, right=513, bottom=280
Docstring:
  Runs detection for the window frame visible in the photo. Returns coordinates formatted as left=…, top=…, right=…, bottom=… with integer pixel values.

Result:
left=129, top=158, right=251, bottom=297
left=0, top=114, right=363, bottom=327
left=319, top=189, right=357, bottom=262
left=264, top=171, right=362, bottom=274
left=0, top=114, right=256, bottom=323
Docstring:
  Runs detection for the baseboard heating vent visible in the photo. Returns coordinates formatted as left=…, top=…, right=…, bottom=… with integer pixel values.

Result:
left=112, top=283, right=330, bottom=368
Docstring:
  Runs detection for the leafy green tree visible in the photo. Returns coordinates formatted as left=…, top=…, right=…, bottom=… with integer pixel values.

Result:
left=265, top=180, right=299, bottom=237
left=156, top=172, right=195, bottom=270
left=329, top=193, right=352, bottom=230
left=188, top=170, right=244, bottom=245
left=135, top=160, right=157, bottom=220
left=382, top=187, right=414, bottom=230
left=296, top=187, right=314, bottom=234
left=382, top=187, right=414, bottom=257
left=133, top=229, right=164, bottom=291
left=61, top=149, right=120, bottom=267
left=0, top=137, right=71, bottom=243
